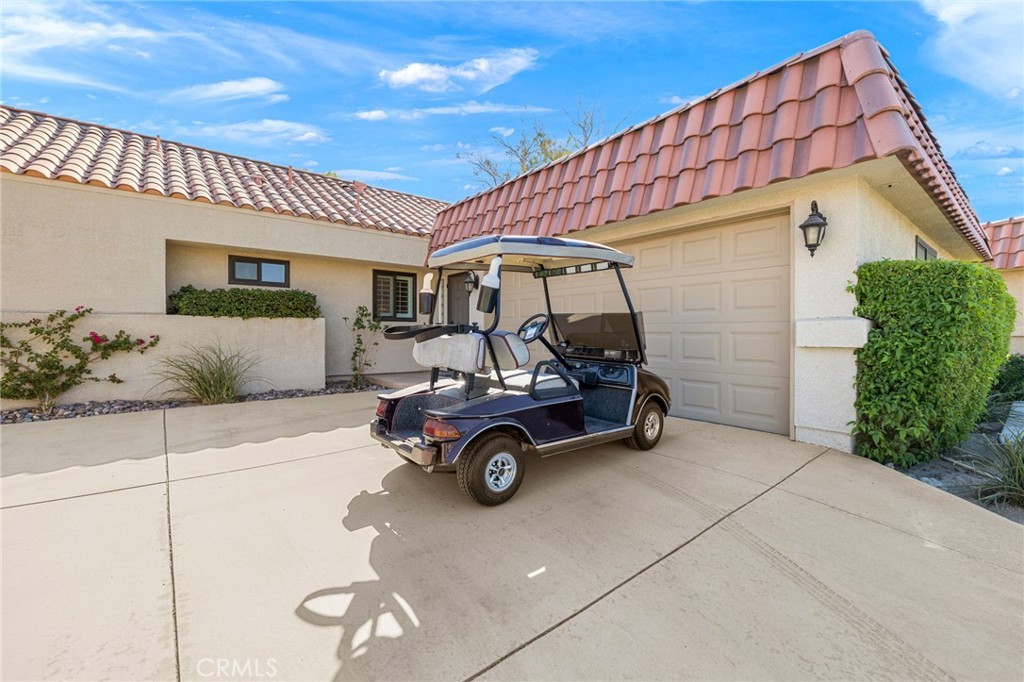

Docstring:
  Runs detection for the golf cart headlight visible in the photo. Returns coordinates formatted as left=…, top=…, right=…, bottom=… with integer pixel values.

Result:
left=423, top=418, right=461, bottom=441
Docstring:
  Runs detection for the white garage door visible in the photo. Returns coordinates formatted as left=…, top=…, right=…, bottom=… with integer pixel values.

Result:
left=501, top=213, right=791, bottom=435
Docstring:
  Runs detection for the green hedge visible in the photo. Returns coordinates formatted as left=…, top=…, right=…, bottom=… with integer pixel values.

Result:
left=850, top=260, right=1015, bottom=467
left=168, top=285, right=321, bottom=319
left=992, top=354, right=1024, bottom=402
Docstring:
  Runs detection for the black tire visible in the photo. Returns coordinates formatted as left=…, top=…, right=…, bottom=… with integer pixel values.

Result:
left=626, top=401, right=665, bottom=450
left=456, top=434, right=526, bottom=505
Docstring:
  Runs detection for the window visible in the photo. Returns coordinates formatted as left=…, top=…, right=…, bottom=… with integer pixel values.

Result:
left=229, top=256, right=290, bottom=287
left=374, top=270, right=416, bottom=321
left=915, top=237, right=937, bottom=261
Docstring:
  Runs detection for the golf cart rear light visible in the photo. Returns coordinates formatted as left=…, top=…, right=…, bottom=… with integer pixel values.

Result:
left=423, top=418, right=461, bottom=441
left=376, top=400, right=389, bottom=418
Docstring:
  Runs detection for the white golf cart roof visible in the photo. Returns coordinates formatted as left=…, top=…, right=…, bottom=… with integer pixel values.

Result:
left=428, top=235, right=634, bottom=274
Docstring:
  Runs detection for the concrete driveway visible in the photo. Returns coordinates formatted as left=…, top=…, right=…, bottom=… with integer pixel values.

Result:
left=2, top=393, right=1022, bottom=681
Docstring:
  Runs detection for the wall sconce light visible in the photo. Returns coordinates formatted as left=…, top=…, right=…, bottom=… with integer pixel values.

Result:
left=798, top=201, right=828, bottom=257
left=463, top=271, right=479, bottom=293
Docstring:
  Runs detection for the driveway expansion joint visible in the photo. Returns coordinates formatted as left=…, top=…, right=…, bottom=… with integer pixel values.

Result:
left=163, top=409, right=182, bottom=682
left=462, top=448, right=829, bottom=682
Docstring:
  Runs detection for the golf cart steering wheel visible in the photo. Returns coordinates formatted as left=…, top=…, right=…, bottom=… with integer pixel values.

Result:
left=517, top=314, right=550, bottom=344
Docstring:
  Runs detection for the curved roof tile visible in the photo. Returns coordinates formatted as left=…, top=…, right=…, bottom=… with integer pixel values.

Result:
left=984, top=217, right=1024, bottom=270
left=430, top=31, right=989, bottom=259
left=0, top=107, right=446, bottom=238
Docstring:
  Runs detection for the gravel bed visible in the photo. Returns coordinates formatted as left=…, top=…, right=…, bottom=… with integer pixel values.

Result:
left=1, top=381, right=382, bottom=424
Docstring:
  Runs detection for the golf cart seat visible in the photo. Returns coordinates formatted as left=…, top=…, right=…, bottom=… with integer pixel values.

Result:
left=412, top=330, right=577, bottom=395
left=412, top=330, right=529, bottom=374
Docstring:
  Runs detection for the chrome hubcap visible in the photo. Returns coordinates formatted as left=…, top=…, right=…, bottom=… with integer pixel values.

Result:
left=485, top=452, right=517, bottom=492
left=643, top=411, right=661, bottom=440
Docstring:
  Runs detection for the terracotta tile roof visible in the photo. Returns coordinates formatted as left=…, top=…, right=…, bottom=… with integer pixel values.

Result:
left=0, top=107, right=447, bottom=237
left=431, top=31, right=989, bottom=259
left=983, top=216, right=1024, bottom=270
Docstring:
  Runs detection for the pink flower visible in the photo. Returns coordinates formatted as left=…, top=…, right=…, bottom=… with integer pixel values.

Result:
left=74, top=306, right=84, bottom=313
left=136, top=339, right=146, bottom=346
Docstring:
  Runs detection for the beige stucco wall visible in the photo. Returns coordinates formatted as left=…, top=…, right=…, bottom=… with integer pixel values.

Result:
left=166, top=242, right=425, bottom=377
left=0, top=313, right=324, bottom=409
left=1, top=174, right=432, bottom=380
left=997, top=269, right=1024, bottom=354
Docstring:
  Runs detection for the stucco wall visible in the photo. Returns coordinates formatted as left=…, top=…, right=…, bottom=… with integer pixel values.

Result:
left=997, top=269, right=1024, bottom=354
left=0, top=313, right=325, bottom=409
left=166, top=242, right=425, bottom=376
left=1, top=175, right=432, bottom=379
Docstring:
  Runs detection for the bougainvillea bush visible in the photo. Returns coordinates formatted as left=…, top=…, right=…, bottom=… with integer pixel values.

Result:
left=0, top=307, right=159, bottom=414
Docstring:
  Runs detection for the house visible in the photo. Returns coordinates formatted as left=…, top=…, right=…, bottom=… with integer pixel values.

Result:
left=430, top=31, right=990, bottom=452
left=0, top=106, right=446, bottom=404
left=984, top=216, right=1024, bottom=353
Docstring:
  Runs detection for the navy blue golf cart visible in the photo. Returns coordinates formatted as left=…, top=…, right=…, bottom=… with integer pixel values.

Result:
left=370, top=235, right=671, bottom=505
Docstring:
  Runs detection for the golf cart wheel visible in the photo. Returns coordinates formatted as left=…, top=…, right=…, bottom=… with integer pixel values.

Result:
left=627, top=401, right=665, bottom=450
left=457, top=434, right=526, bottom=506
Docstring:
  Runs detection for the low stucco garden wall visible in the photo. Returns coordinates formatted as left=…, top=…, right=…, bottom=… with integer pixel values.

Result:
left=0, top=314, right=325, bottom=409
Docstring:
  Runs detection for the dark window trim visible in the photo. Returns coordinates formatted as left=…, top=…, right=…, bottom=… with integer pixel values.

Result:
left=228, top=255, right=290, bottom=288
left=373, top=269, right=417, bottom=322
left=915, top=236, right=937, bottom=261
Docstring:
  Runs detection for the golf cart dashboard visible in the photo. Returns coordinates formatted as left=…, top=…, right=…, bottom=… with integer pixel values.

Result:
left=551, top=312, right=646, bottom=365
left=566, top=359, right=633, bottom=387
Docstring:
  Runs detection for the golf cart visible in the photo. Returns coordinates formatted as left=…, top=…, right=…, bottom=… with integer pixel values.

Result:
left=370, top=235, right=671, bottom=505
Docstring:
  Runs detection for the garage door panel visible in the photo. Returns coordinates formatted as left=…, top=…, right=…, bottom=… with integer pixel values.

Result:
left=675, top=370, right=789, bottom=432
left=732, top=221, right=787, bottom=264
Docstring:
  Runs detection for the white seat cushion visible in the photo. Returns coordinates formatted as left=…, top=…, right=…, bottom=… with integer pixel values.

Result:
left=489, top=331, right=530, bottom=370
left=412, top=333, right=487, bottom=374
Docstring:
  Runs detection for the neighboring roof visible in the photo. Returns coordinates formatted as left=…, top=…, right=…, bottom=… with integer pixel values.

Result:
left=428, top=235, right=634, bottom=271
left=0, top=107, right=447, bottom=237
left=983, top=216, right=1024, bottom=270
left=431, top=31, right=989, bottom=259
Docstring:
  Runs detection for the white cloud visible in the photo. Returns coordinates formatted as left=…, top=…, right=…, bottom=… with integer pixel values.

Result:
left=331, top=169, right=416, bottom=183
left=490, top=126, right=515, bottom=137
left=355, top=109, right=389, bottom=121
left=188, top=119, right=330, bottom=145
left=301, top=160, right=319, bottom=168
left=1, top=1, right=160, bottom=91
left=660, top=94, right=704, bottom=106
left=379, top=48, right=538, bottom=94
left=997, top=166, right=1015, bottom=176
left=419, top=143, right=447, bottom=152
left=350, top=101, right=551, bottom=122
left=169, top=77, right=288, bottom=104
left=385, top=166, right=404, bottom=172
left=919, top=1, right=1024, bottom=100
left=955, top=141, right=1023, bottom=159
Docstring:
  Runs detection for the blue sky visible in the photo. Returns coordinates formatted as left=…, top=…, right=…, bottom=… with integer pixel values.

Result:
left=2, top=1, right=1022, bottom=220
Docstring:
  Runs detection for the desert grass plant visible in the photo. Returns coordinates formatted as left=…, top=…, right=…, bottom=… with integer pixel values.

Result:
left=956, top=435, right=1024, bottom=507
left=156, top=344, right=260, bottom=405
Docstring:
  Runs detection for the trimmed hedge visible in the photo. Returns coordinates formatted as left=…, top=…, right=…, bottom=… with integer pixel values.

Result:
left=849, top=260, right=1015, bottom=467
left=168, top=285, right=321, bottom=319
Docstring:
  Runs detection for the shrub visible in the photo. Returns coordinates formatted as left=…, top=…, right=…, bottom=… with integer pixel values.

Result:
left=341, top=305, right=383, bottom=389
left=1, top=307, right=159, bottom=414
left=849, top=260, right=1015, bottom=467
left=155, top=344, right=260, bottom=405
left=168, top=285, right=320, bottom=319
left=992, top=354, right=1024, bottom=402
